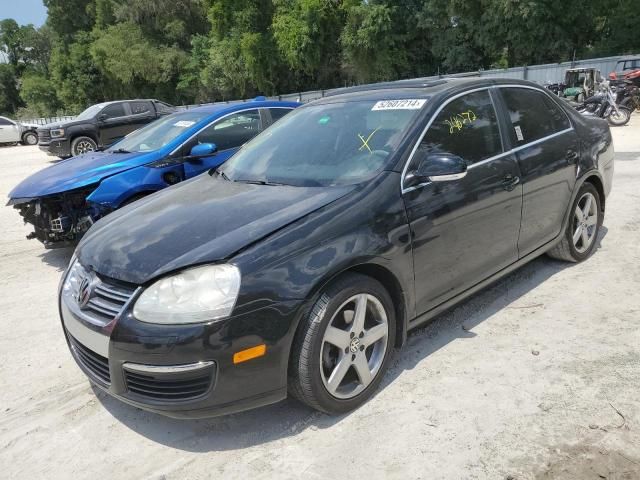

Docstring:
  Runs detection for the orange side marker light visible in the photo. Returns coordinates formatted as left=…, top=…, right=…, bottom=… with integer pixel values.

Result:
left=233, top=344, right=266, bottom=364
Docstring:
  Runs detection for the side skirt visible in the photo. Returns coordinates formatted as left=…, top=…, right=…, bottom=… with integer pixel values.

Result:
left=407, top=235, right=560, bottom=331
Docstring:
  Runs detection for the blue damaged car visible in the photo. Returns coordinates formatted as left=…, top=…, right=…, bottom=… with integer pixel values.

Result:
left=8, top=100, right=299, bottom=248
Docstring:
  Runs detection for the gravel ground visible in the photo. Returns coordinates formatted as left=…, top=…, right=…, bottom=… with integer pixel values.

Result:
left=1, top=117, right=639, bottom=480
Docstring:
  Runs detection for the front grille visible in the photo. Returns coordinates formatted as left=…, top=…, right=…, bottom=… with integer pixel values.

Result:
left=37, top=128, right=50, bottom=144
left=124, top=368, right=213, bottom=402
left=68, top=335, right=110, bottom=385
left=84, top=276, right=137, bottom=324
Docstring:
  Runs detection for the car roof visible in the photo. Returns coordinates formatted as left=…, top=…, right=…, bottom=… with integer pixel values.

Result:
left=179, top=100, right=300, bottom=115
left=309, top=77, right=545, bottom=105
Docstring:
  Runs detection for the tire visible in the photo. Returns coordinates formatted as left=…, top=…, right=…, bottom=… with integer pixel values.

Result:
left=547, top=183, right=602, bottom=263
left=21, top=131, right=38, bottom=145
left=607, top=107, right=630, bottom=126
left=71, top=136, right=97, bottom=156
left=289, top=273, right=396, bottom=414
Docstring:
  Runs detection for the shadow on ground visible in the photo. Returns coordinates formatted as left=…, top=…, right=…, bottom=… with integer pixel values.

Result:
left=93, top=230, right=608, bottom=452
left=39, top=246, right=74, bottom=271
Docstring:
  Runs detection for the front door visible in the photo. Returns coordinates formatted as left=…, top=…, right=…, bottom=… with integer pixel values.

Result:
left=402, top=89, right=523, bottom=315
left=497, top=87, right=578, bottom=256
left=98, top=103, right=133, bottom=147
left=182, top=109, right=263, bottom=178
left=0, top=117, right=20, bottom=143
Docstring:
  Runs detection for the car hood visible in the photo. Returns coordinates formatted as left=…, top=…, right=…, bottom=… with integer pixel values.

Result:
left=77, top=175, right=354, bottom=285
left=8, top=150, right=160, bottom=200
left=39, top=118, right=86, bottom=130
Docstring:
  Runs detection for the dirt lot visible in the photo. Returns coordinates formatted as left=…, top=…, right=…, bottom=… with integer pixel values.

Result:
left=1, top=118, right=639, bottom=480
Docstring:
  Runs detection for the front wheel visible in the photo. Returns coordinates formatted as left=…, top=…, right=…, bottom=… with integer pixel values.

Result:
left=547, top=183, right=602, bottom=262
left=71, top=136, right=97, bottom=156
left=289, top=273, right=396, bottom=414
left=608, top=107, right=631, bottom=126
left=21, top=131, right=38, bottom=145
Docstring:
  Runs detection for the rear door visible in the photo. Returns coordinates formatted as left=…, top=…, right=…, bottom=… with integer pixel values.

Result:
left=496, top=87, right=578, bottom=256
left=0, top=117, right=20, bottom=143
left=127, top=101, right=155, bottom=131
left=403, top=88, right=523, bottom=315
left=182, top=108, right=263, bottom=178
left=98, top=102, right=132, bottom=147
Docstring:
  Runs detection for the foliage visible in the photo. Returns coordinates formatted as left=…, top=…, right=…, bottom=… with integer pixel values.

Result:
left=0, top=0, right=639, bottom=117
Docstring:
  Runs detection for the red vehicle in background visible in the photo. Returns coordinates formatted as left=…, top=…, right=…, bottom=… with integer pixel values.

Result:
left=609, top=58, right=640, bottom=113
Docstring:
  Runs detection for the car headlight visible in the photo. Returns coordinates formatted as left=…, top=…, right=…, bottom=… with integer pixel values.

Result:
left=50, top=128, right=65, bottom=138
left=133, top=264, right=241, bottom=324
left=61, top=256, right=86, bottom=300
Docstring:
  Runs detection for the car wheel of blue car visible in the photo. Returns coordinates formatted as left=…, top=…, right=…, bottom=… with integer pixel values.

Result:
left=71, top=136, right=97, bottom=156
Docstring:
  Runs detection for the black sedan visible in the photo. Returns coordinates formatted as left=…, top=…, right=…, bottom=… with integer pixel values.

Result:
left=59, top=78, right=614, bottom=418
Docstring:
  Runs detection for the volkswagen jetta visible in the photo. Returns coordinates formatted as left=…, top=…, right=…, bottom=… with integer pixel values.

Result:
left=59, top=78, right=614, bottom=418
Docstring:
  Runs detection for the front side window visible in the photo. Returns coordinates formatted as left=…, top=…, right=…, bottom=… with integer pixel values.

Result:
left=501, top=88, right=570, bottom=145
left=220, top=99, right=425, bottom=187
left=102, top=103, right=127, bottom=119
left=0, top=117, right=13, bottom=126
left=415, top=90, right=502, bottom=167
left=196, top=110, right=261, bottom=151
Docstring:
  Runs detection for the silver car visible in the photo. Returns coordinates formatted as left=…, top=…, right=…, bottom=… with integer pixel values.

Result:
left=0, top=116, right=39, bottom=145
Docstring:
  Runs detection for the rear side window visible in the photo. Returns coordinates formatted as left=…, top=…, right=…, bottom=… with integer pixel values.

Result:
left=102, top=103, right=127, bottom=119
left=155, top=102, right=174, bottom=114
left=500, top=88, right=570, bottom=145
left=130, top=101, right=152, bottom=115
left=269, top=108, right=292, bottom=123
left=417, top=90, right=502, bottom=166
left=196, top=109, right=261, bottom=151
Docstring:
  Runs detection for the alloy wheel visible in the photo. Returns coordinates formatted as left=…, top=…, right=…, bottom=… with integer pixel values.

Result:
left=75, top=140, right=95, bottom=155
left=320, top=293, right=389, bottom=399
left=572, top=191, right=598, bottom=254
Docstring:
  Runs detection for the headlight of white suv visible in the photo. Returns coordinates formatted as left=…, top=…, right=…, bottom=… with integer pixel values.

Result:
left=133, top=264, right=241, bottom=324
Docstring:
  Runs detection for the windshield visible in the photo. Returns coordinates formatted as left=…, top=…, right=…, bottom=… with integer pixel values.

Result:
left=107, top=111, right=210, bottom=153
left=75, top=104, right=105, bottom=121
left=220, top=99, right=425, bottom=186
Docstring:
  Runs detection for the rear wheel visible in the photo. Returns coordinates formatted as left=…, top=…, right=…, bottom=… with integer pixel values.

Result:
left=289, top=273, right=396, bottom=414
left=71, top=136, right=97, bottom=156
left=21, top=131, right=38, bottom=145
left=547, top=183, right=601, bottom=262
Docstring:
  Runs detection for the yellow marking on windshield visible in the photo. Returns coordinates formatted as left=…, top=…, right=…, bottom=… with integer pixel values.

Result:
left=358, top=126, right=381, bottom=153
left=444, top=110, right=477, bottom=134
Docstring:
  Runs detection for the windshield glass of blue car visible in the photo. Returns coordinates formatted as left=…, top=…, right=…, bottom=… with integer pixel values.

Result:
left=219, top=100, right=426, bottom=187
left=107, top=111, right=210, bottom=153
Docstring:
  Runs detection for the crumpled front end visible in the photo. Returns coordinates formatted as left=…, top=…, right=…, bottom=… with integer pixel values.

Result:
left=10, top=186, right=107, bottom=248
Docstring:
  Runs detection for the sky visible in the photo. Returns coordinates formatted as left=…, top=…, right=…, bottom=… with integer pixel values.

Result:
left=0, top=0, right=47, bottom=27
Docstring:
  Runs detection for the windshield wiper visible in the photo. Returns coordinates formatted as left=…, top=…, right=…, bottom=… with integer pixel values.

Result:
left=235, top=179, right=287, bottom=186
left=213, top=169, right=232, bottom=181
left=110, top=148, right=131, bottom=154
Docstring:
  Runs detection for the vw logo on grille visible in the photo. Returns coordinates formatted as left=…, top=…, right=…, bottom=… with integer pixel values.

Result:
left=77, top=274, right=94, bottom=309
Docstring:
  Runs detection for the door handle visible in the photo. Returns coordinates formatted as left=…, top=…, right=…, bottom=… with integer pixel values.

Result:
left=566, top=150, right=579, bottom=164
left=502, top=174, right=520, bottom=191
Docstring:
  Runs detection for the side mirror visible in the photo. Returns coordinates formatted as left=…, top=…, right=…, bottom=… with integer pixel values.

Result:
left=98, top=113, right=107, bottom=122
left=189, top=142, right=217, bottom=158
left=405, top=152, right=467, bottom=187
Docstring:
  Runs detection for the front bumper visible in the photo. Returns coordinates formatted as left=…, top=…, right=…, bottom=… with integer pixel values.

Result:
left=39, top=137, right=71, bottom=157
left=60, top=280, right=299, bottom=418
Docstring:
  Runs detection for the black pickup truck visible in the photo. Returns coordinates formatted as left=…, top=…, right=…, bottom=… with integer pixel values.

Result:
left=38, top=99, right=175, bottom=158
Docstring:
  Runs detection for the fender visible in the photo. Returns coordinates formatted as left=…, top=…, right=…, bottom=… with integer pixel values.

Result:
left=86, top=165, right=182, bottom=208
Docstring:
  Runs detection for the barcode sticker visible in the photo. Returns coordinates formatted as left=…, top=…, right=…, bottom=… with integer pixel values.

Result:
left=514, top=125, right=524, bottom=141
left=372, top=99, right=427, bottom=111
